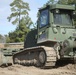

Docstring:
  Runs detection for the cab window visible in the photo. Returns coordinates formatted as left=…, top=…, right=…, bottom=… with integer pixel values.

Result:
left=54, top=11, right=72, bottom=26
left=40, top=9, right=49, bottom=28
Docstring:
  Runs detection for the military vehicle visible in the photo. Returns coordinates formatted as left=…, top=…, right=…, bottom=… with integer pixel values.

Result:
left=13, top=4, right=76, bottom=68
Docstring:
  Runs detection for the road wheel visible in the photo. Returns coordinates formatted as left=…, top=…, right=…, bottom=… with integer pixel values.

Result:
left=39, top=51, right=46, bottom=64
left=35, top=51, right=46, bottom=67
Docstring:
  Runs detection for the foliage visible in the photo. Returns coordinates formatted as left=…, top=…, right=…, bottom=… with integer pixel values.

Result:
left=7, top=0, right=30, bottom=25
left=8, top=17, right=32, bottom=43
left=58, top=0, right=68, bottom=4
left=0, top=34, right=6, bottom=43
left=58, top=0, right=76, bottom=5
left=4, top=35, right=10, bottom=43
left=0, top=34, right=2, bottom=39
left=44, top=0, right=58, bottom=6
left=45, top=0, right=55, bottom=5
left=7, top=0, right=33, bottom=43
left=0, top=34, right=3, bottom=43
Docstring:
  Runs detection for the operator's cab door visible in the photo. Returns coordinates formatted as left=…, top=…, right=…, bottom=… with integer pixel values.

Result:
left=37, top=7, right=50, bottom=44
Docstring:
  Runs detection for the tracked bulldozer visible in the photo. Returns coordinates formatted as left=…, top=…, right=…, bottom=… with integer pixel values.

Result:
left=13, top=4, right=76, bottom=68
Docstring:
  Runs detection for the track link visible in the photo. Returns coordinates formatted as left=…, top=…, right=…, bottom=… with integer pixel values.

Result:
left=41, top=46, right=56, bottom=68
left=13, top=46, right=57, bottom=68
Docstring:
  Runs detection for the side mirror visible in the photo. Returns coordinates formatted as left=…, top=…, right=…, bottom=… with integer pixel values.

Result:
left=72, top=11, right=76, bottom=19
left=55, top=9, right=60, bottom=13
left=52, top=9, right=60, bottom=14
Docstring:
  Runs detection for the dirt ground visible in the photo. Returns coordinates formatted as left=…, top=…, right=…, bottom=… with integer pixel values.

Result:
left=0, top=64, right=76, bottom=75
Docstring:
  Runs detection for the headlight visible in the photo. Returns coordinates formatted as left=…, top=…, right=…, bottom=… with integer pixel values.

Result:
left=63, top=40, right=69, bottom=48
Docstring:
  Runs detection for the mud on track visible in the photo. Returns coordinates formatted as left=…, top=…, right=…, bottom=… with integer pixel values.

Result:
left=0, top=64, right=76, bottom=75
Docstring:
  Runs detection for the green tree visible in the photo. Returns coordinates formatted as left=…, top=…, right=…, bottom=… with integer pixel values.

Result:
left=58, top=0, right=76, bottom=5
left=0, top=34, right=6, bottom=43
left=43, top=0, right=58, bottom=6
left=0, top=34, right=2, bottom=39
left=8, top=16, right=33, bottom=43
left=7, top=0, right=30, bottom=25
left=7, top=0, right=33, bottom=43
left=58, top=0, right=68, bottom=4
left=46, top=0, right=55, bottom=5
left=67, top=0, right=76, bottom=5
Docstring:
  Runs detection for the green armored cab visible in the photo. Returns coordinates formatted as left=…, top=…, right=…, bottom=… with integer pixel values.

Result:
left=13, top=4, right=76, bottom=68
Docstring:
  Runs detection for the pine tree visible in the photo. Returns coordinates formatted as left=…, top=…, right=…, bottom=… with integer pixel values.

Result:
left=7, top=0, right=33, bottom=42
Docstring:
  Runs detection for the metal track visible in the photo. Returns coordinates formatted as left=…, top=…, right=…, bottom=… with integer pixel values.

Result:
left=41, top=46, right=56, bottom=68
left=13, top=46, right=57, bottom=68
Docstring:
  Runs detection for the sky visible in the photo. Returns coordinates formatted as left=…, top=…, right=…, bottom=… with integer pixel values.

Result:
left=0, top=0, right=48, bottom=35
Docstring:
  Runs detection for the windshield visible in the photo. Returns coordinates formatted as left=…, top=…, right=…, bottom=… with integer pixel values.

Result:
left=40, top=9, right=49, bottom=28
left=54, top=12, right=72, bottom=25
